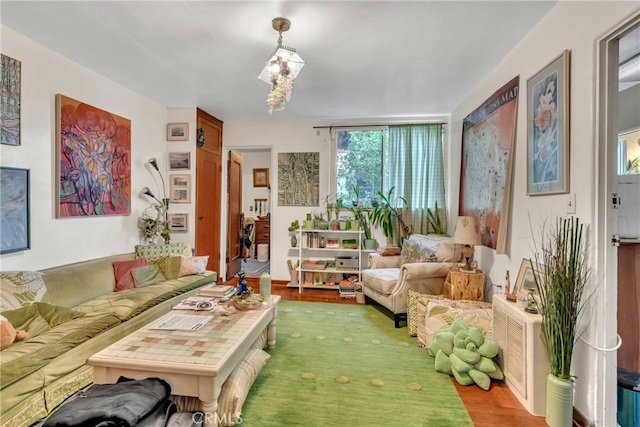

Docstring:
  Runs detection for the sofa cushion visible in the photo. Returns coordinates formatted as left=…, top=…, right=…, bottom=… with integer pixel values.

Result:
left=113, top=259, right=149, bottom=291
left=361, top=268, right=400, bottom=295
left=179, top=256, right=209, bottom=277
left=416, top=294, right=446, bottom=347
left=1, top=304, right=50, bottom=338
left=0, top=271, right=49, bottom=311
left=131, top=265, right=167, bottom=288
left=150, top=256, right=182, bottom=280
left=407, top=289, right=419, bottom=337
left=134, top=243, right=185, bottom=260
left=34, top=302, right=85, bottom=327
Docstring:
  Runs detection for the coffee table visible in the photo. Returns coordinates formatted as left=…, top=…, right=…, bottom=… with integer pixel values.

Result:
left=88, top=295, right=280, bottom=427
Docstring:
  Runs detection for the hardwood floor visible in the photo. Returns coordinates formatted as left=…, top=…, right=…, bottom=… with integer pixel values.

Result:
left=240, top=278, right=548, bottom=427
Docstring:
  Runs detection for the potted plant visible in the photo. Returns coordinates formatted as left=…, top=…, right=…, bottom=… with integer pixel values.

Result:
left=369, top=187, right=411, bottom=246
left=349, top=204, right=377, bottom=250
left=426, top=201, right=446, bottom=235
left=531, top=217, right=591, bottom=427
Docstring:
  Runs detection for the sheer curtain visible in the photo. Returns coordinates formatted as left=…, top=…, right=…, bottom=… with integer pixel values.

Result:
left=386, top=124, right=446, bottom=236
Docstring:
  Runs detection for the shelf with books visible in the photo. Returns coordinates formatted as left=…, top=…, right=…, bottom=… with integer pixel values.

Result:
left=291, top=229, right=365, bottom=294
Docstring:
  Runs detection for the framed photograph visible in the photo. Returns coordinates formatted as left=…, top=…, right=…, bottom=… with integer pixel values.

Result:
left=167, top=122, right=189, bottom=141
left=169, top=152, right=191, bottom=170
left=1, top=167, right=30, bottom=254
left=169, top=174, right=191, bottom=203
left=167, top=213, right=188, bottom=231
left=527, top=50, right=570, bottom=196
left=514, top=259, right=543, bottom=300
left=1, top=54, right=21, bottom=146
left=253, top=168, right=269, bottom=188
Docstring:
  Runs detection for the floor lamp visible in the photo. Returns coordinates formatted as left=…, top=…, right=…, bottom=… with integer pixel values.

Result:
left=146, top=158, right=169, bottom=220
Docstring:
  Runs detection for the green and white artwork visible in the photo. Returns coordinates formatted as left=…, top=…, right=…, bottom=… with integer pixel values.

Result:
left=1, top=54, right=21, bottom=146
left=277, top=152, right=319, bottom=206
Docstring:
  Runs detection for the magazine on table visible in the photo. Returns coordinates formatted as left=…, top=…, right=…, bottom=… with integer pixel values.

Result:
left=173, top=296, right=219, bottom=311
left=149, top=313, right=214, bottom=331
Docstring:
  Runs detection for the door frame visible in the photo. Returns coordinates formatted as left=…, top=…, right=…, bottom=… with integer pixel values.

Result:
left=595, top=11, right=640, bottom=426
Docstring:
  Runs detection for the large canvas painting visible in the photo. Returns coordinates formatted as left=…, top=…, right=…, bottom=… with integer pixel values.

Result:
left=56, top=95, right=131, bottom=217
left=1, top=167, right=30, bottom=254
left=459, top=76, right=519, bottom=254
left=278, top=152, right=320, bottom=206
left=1, top=54, right=21, bottom=146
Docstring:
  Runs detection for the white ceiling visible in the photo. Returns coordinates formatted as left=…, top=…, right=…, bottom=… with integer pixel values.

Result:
left=1, top=1, right=559, bottom=122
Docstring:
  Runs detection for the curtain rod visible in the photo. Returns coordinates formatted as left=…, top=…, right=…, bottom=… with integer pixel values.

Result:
left=312, top=122, right=446, bottom=130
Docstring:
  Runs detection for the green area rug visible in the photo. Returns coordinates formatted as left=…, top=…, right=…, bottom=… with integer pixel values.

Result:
left=241, top=301, right=473, bottom=426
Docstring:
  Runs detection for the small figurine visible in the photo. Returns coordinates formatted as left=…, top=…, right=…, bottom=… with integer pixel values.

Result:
left=524, top=291, right=539, bottom=314
left=504, top=270, right=517, bottom=302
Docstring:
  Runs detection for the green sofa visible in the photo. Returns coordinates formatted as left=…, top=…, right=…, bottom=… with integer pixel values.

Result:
left=0, top=251, right=217, bottom=427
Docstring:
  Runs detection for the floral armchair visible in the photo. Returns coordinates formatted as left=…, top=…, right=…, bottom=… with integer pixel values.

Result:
left=361, top=234, right=462, bottom=327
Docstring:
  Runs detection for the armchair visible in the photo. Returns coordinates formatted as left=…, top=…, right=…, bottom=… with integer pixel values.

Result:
left=361, top=234, right=462, bottom=328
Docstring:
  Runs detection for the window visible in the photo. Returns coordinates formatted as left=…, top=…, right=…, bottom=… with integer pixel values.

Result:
left=335, top=129, right=384, bottom=204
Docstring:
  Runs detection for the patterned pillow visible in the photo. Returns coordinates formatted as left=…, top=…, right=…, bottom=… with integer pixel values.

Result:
left=407, top=289, right=420, bottom=337
left=179, top=256, right=209, bottom=277
left=399, top=240, right=433, bottom=266
left=134, top=243, right=185, bottom=260
left=423, top=299, right=493, bottom=347
left=217, top=348, right=270, bottom=426
left=416, top=294, right=446, bottom=347
left=0, top=271, right=49, bottom=311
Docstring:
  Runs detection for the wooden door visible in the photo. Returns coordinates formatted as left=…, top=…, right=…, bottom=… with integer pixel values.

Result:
left=195, top=108, right=222, bottom=277
left=226, top=151, right=243, bottom=280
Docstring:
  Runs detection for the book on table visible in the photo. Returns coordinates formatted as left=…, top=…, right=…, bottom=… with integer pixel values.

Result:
left=196, top=284, right=236, bottom=297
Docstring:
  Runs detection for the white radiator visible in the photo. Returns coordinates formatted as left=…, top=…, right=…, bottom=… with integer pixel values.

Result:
left=492, top=295, right=548, bottom=416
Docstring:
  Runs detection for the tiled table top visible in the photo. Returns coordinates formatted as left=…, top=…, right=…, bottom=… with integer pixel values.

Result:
left=91, top=297, right=279, bottom=367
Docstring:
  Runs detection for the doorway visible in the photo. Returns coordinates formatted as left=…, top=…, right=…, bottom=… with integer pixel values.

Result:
left=227, top=147, right=273, bottom=279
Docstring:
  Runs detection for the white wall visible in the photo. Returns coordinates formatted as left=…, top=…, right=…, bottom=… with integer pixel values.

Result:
left=619, top=84, right=640, bottom=132
left=0, top=26, right=168, bottom=270
left=447, top=2, right=639, bottom=425
left=166, top=108, right=197, bottom=248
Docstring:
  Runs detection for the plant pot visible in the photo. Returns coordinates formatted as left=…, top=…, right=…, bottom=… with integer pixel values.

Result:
left=304, top=220, right=314, bottom=230
left=546, top=374, right=573, bottom=427
left=339, top=221, right=347, bottom=230
left=290, top=235, right=297, bottom=248
left=363, top=239, right=378, bottom=250
left=318, top=220, right=328, bottom=230
left=349, top=220, right=359, bottom=231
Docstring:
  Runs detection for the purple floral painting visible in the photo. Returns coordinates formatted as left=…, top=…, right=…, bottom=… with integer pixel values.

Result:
left=56, top=95, right=131, bottom=217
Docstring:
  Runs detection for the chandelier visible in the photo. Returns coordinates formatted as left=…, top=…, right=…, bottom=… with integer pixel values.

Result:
left=258, top=18, right=305, bottom=114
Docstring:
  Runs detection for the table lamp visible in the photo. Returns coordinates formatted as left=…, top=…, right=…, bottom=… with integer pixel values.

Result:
left=453, top=216, right=481, bottom=272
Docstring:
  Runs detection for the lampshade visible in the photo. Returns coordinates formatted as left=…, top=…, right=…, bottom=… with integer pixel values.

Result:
left=453, top=216, right=481, bottom=246
left=258, top=17, right=305, bottom=113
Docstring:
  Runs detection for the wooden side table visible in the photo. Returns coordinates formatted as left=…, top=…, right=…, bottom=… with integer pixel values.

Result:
left=442, top=267, right=485, bottom=301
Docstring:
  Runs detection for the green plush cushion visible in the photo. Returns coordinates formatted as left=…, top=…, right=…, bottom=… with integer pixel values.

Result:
left=435, top=331, right=455, bottom=356
left=134, top=243, right=185, bottom=260
left=474, top=356, right=497, bottom=374
left=449, top=319, right=469, bottom=335
left=131, top=265, right=166, bottom=288
left=451, top=367, right=474, bottom=386
left=468, top=327, right=485, bottom=347
left=1, top=304, right=50, bottom=338
left=34, top=302, right=85, bottom=327
left=434, top=350, right=452, bottom=375
left=450, top=353, right=472, bottom=373
left=151, top=256, right=182, bottom=281
left=407, top=289, right=419, bottom=337
left=0, top=271, right=49, bottom=311
left=428, top=339, right=440, bottom=357
left=478, top=339, right=501, bottom=359
left=453, top=347, right=481, bottom=364
left=468, top=369, right=491, bottom=391
left=487, top=363, right=504, bottom=380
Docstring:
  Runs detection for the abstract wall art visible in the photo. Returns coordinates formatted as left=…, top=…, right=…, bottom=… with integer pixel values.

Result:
left=56, top=94, right=131, bottom=217
left=459, top=76, right=519, bottom=254
left=277, top=152, right=320, bottom=206
left=1, top=54, right=21, bottom=146
left=1, top=167, right=30, bottom=254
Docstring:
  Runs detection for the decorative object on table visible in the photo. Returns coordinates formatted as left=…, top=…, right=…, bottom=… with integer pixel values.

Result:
left=530, top=217, right=590, bottom=427
left=1, top=53, right=21, bottom=146
left=277, top=152, right=319, bottom=206
left=504, top=269, right=517, bottom=302
left=288, top=219, right=300, bottom=247
left=55, top=94, right=131, bottom=217
left=169, top=174, right=191, bottom=203
left=140, top=186, right=170, bottom=243
left=428, top=319, right=503, bottom=391
left=459, top=76, right=519, bottom=254
left=253, top=168, right=269, bottom=188
left=138, top=204, right=166, bottom=244
left=169, top=152, right=191, bottom=170
left=527, top=50, right=570, bottom=196
left=257, top=17, right=305, bottom=114
left=167, top=122, right=188, bottom=141
left=453, top=216, right=481, bottom=272
left=232, top=293, right=266, bottom=311
left=167, top=213, right=188, bottom=232
left=0, top=167, right=30, bottom=254
left=524, top=292, right=539, bottom=314
left=236, top=271, right=248, bottom=296
left=259, top=272, right=272, bottom=299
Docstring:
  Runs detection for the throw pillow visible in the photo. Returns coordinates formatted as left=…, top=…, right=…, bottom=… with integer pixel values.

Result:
left=112, top=259, right=149, bottom=291
left=34, top=302, right=85, bottom=327
left=423, top=300, right=493, bottom=348
left=179, top=256, right=209, bottom=277
left=0, top=271, right=49, bottom=311
left=150, top=257, right=182, bottom=280
left=1, top=304, right=50, bottom=338
left=134, top=243, right=185, bottom=260
left=407, top=289, right=420, bottom=337
left=131, top=265, right=167, bottom=288
left=217, top=348, right=270, bottom=426
left=416, top=294, right=445, bottom=347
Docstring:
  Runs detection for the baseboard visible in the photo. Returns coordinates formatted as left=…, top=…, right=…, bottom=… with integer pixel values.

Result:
left=573, top=407, right=594, bottom=427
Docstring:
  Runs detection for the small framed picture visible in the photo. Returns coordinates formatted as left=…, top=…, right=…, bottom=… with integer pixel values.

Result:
left=253, top=168, right=269, bottom=188
left=169, top=174, right=191, bottom=203
left=167, top=213, right=188, bottom=231
left=169, top=152, right=191, bottom=170
left=167, top=123, right=189, bottom=141
left=514, top=258, right=543, bottom=300
left=1, top=167, right=30, bottom=254
left=326, top=238, right=340, bottom=249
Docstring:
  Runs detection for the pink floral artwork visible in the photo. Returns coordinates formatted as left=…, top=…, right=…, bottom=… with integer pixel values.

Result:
left=532, top=75, right=559, bottom=184
left=56, top=95, right=131, bottom=217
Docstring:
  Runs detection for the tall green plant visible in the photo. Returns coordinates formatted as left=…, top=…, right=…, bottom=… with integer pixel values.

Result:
left=531, top=217, right=591, bottom=380
left=369, top=187, right=411, bottom=244
left=426, top=201, right=445, bottom=235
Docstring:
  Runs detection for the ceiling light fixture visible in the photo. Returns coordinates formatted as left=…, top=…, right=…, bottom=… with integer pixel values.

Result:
left=258, top=17, right=305, bottom=114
